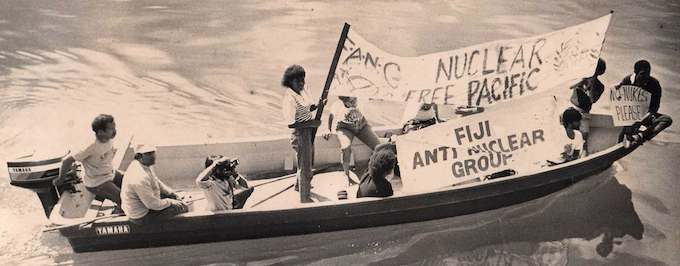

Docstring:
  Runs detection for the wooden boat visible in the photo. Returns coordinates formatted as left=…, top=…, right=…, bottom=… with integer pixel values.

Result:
left=7, top=113, right=652, bottom=252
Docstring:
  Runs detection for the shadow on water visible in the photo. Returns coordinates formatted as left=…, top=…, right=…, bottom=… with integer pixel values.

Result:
left=53, top=167, right=649, bottom=266
left=366, top=169, right=645, bottom=266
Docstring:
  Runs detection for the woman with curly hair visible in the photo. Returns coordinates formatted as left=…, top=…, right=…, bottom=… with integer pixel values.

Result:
left=357, top=149, right=397, bottom=198
left=281, top=65, right=323, bottom=203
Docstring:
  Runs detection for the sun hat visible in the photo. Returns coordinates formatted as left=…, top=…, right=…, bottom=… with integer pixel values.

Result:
left=134, top=144, right=157, bottom=154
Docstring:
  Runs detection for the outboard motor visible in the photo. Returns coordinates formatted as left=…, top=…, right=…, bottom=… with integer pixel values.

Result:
left=7, top=149, right=72, bottom=217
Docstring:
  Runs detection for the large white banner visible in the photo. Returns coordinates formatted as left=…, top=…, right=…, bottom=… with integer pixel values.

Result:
left=608, top=85, right=651, bottom=126
left=396, top=97, right=566, bottom=193
left=329, top=14, right=612, bottom=107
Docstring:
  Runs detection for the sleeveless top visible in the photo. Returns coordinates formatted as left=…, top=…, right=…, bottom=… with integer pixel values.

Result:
left=282, top=88, right=314, bottom=124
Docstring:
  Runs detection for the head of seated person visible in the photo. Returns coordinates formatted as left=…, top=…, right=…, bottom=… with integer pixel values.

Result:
left=205, top=155, right=238, bottom=181
left=561, top=107, right=582, bottom=129
left=369, top=150, right=397, bottom=180
left=358, top=150, right=398, bottom=198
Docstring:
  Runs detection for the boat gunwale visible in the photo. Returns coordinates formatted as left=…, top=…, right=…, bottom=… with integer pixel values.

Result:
left=52, top=141, right=635, bottom=235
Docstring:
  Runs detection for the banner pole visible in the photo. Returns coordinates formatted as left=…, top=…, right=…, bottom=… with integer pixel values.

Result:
left=315, top=23, right=351, bottom=121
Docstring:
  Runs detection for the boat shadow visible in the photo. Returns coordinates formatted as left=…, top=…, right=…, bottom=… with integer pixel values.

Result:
left=372, top=167, right=643, bottom=264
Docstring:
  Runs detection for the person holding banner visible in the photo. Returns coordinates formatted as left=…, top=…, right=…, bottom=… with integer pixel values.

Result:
left=322, top=96, right=382, bottom=186
left=281, top=65, right=323, bottom=203
left=547, top=108, right=584, bottom=166
left=618, top=60, right=673, bottom=144
left=569, top=58, right=607, bottom=153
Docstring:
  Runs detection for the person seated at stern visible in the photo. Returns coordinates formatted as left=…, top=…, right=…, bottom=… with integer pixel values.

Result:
left=618, top=60, right=673, bottom=144
left=52, top=114, right=125, bottom=207
left=121, top=144, right=188, bottom=225
left=357, top=149, right=398, bottom=198
left=196, top=155, right=254, bottom=211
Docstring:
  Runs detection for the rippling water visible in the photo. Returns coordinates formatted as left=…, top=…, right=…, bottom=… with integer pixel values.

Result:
left=1, top=0, right=679, bottom=265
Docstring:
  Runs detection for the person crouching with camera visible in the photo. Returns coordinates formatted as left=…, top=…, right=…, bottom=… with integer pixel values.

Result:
left=195, top=155, right=254, bottom=211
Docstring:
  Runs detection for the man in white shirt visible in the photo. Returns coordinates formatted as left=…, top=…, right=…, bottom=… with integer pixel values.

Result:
left=121, top=144, right=188, bottom=225
left=52, top=114, right=124, bottom=206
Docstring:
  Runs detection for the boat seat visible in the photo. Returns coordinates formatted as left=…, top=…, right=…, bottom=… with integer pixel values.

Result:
left=56, top=182, right=100, bottom=219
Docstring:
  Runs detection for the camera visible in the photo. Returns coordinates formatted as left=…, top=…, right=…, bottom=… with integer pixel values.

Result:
left=225, top=158, right=239, bottom=168
left=216, top=157, right=239, bottom=170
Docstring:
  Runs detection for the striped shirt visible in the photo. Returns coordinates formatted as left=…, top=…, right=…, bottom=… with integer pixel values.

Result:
left=282, top=88, right=314, bottom=126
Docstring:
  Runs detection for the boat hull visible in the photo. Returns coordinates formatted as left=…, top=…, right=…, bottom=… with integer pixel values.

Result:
left=62, top=142, right=634, bottom=252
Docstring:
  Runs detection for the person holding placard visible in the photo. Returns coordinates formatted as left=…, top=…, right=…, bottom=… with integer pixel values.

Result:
left=619, top=60, right=673, bottom=144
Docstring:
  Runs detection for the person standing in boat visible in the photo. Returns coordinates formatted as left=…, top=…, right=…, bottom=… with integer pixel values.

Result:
left=569, top=58, right=606, bottom=154
left=121, top=144, right=188, bottom=225
left=322, top=96, right=382, bottom=187
left=196, top=155, right=253, bottom=211
left=618, top=60, right=673, bottom=144
left=401, top=102, right=446, bottom=133
left=281, top=65, right=324, bottom=203
left=357, top=149, right=397, bottom=198
left=52, top=114, right=125, bottom=207
left=547, top=108, right=584, bottom=166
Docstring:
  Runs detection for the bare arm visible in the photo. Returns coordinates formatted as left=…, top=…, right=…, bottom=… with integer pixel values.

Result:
left=322, top=113, right=335, bottom=140
left=52, top=155, right=76, bottom=186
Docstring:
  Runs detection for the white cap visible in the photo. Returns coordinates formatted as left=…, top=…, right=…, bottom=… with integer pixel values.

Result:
left=134, top=144, right=157, bottom=154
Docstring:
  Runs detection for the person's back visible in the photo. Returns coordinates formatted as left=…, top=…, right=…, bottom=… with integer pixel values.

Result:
left=357, top=150, right=396, bottom=198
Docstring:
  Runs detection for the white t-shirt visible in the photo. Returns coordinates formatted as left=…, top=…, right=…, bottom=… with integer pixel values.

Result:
left=548, top=130, right=584, bottom=164
left=197, top=177, right=233, bottom=211
left=330, top=101, right=365, bottom=127
left=72, top=139, right=115, bottom=187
